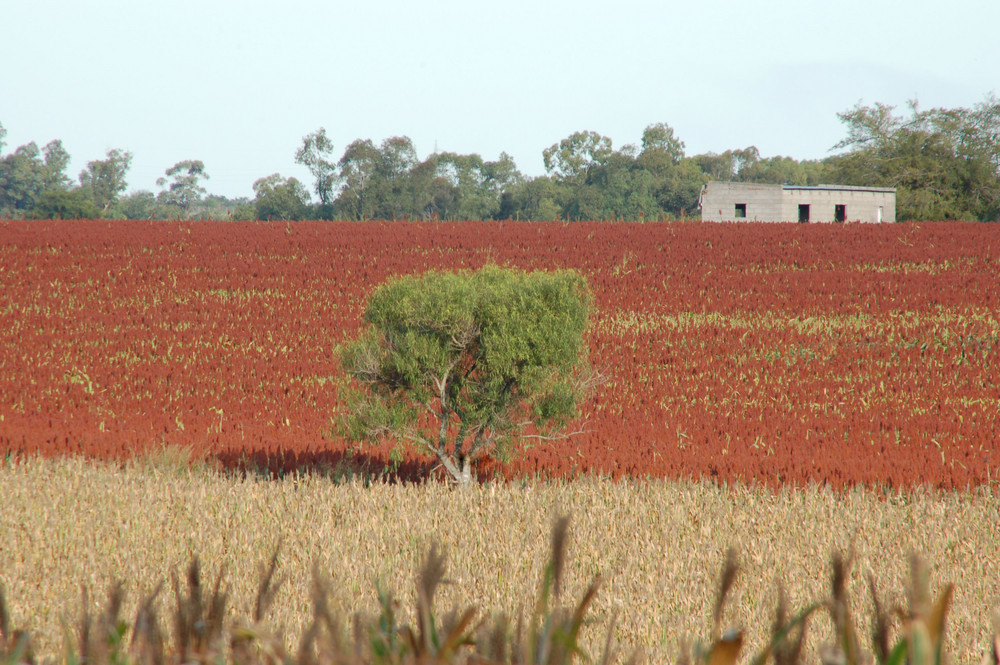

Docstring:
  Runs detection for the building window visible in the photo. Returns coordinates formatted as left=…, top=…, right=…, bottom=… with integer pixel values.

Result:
left=735, top=203, right=746, bottom=219
left=835, top=204, right=846, bottom=222
left=798, top=204, right=810, bottom=223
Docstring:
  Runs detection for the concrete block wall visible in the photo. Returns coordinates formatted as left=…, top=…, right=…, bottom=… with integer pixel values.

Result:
left=700, top=182, right=896, bottom=223
left=700, top=182, right=784, bottom=222
left=782, top=187, right=896, bottom=223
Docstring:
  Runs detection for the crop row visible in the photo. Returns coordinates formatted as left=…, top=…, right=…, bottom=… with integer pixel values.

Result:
left=1, top=220, right=998, bottom=487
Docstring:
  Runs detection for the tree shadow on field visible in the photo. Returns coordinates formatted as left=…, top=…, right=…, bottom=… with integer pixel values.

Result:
left=212, top=447, right=438, bottom=484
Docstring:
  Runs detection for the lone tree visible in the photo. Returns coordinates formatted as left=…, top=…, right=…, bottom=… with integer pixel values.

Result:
left=338, top=266, right=597, bottom=485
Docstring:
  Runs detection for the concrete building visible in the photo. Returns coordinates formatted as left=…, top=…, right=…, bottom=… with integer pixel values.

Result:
left=699, top=182, right=896, bottom=223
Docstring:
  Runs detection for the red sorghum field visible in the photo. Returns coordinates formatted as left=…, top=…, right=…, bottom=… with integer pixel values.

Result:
left=1, top=219, right=998, bottom=488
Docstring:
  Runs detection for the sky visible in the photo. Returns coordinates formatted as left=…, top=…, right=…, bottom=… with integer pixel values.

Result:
left=2, top=0, right=997, bottom=200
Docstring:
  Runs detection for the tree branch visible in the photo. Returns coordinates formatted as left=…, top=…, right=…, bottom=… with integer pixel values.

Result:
left=465, top=426, right=494, bottom=461
left=435, top=372, right=451, bottom=453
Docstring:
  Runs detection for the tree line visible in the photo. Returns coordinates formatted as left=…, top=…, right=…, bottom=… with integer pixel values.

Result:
left=2, top=95, right=998, bottom=222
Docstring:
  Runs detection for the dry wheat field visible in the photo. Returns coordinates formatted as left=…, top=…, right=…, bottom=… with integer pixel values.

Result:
left=1, top=455, right=998, bottom=664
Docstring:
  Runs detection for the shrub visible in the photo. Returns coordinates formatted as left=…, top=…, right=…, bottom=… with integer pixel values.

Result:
left=338, top=266, right=598, bottom=485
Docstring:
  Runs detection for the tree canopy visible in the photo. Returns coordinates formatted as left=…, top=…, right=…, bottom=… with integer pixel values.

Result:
left=828, top=96, right=1000, bottom=221
left=338, top=266, right=597, bottom=485
left=252, top=173, right=310, bottom=220
left=156, top=160, right=209, bottom=212
left=79, top=149, right=133, bottom=214
left=3, top=94, right=998, bottom=221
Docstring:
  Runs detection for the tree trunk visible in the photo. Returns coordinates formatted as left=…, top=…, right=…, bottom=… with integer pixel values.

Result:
left=434, top=449, right=474, bottom=486
left=459, top=456, right=473, bottom=486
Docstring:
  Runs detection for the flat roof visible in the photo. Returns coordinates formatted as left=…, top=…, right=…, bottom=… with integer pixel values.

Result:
left=782, top=184, right=896, bottom=193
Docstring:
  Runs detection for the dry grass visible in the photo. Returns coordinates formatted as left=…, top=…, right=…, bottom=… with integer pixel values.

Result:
left=1, top=455, right=998, bottom=663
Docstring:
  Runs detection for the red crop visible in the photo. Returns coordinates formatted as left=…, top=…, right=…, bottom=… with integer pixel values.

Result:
left=1, top=219, right=998, bottom=489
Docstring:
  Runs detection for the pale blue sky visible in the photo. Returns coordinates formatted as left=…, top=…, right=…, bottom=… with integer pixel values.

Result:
left=2, top=0, right=997, bottom=199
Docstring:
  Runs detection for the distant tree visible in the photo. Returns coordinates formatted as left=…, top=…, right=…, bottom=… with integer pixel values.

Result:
left=372, top=136, right=419, bottom=219
left=0, top=139, right=72, bottom=215
left=232, top=200, right=257, bottom=220
left=737, top=155, right=831, bottom=186
left=408, top=150, right=524, bottom=220
left=198, top=194, right=246, bottom=220
left=156, top=160, right=209, bottom=212
left=40, top=140, right=71, bottom=191
left=295, top=127, right=337, bottom=207
left=118, top=190, right=161, bottom=219
left=336, top=139, right=380, bottom=220
left=832, top=101, right=902, bottom=153
left=338, top=266, right=598, bottom=485
left=79, top=149, right=133, bottom=215
left=30, top=188, right=99, bottom=219
left=654, top=157, right=708, bottom=217
left=567, top=150, right=660, bottom=220
left=543, top=131, right=614, bottom=181
left=498, top=176, right=567, bottom=220
left=482, top=152, right=524, bottom=204
left=830, top=97, right=1000, bottom=220
left=252, top=173, right=310, bottom=220
left=333, top=136, right=421, bottom=220
left=640, top=122, right=685, bottom=165
left=0, top=143, right=42, bottom=214
left=426, top=152, right=496, bottom=220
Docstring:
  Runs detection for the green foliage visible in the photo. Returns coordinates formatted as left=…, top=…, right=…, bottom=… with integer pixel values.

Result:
left=830, top=96, right=1000, bottom=221
left=294, top=127, right=338, bottom=206
left=252, top=173, right=310, bottom=220
left=641, top=122, right=685, bottom=165
left=232, top=201, right=257, bottom=221
left=338, top=266, right=596, bottom=484
left=6, top=93, right=997, bottom=222
left=156, top=159, right=209, bottom=211
left=79, top=149, right=133, bottom=215
left=116, top=190, right=160, bottom=220
left=0, top=139, right=72, bottom=216
left=369, top=136, right=420, bottom=220
left=417, top=151, right=524, bottom=220
left=256, top=100, right=998, bottom=222
left=543, top=131, right=615, bottom=182
left=498, top=176, right=567, bottom=221
left=29, top=188, right=100, bottom=219
left=335, top=138, right=380, bottom=220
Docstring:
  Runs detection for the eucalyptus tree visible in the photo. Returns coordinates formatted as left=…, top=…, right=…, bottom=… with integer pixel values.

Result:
left=295, top=127, right=338, bottom=208
left=831, top=96, right=1000, bottom=220
left=156, top=159, right=209, bottom=212
left=0, top=139, right=71, bottom=215
left=336, top=138, right=380, bottom=220
left=79, top=148, right=133, bottom=214
left=542, top=130, right=614, bottom=182
left=252, top=173, right=310, bottom=220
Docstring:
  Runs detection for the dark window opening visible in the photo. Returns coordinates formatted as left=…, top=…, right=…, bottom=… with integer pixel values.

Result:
left=735, top=203, right=746, bottom=219
left=835, top=204, right=846, bottom=222
left=798, top=204, right=810, bottom=223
